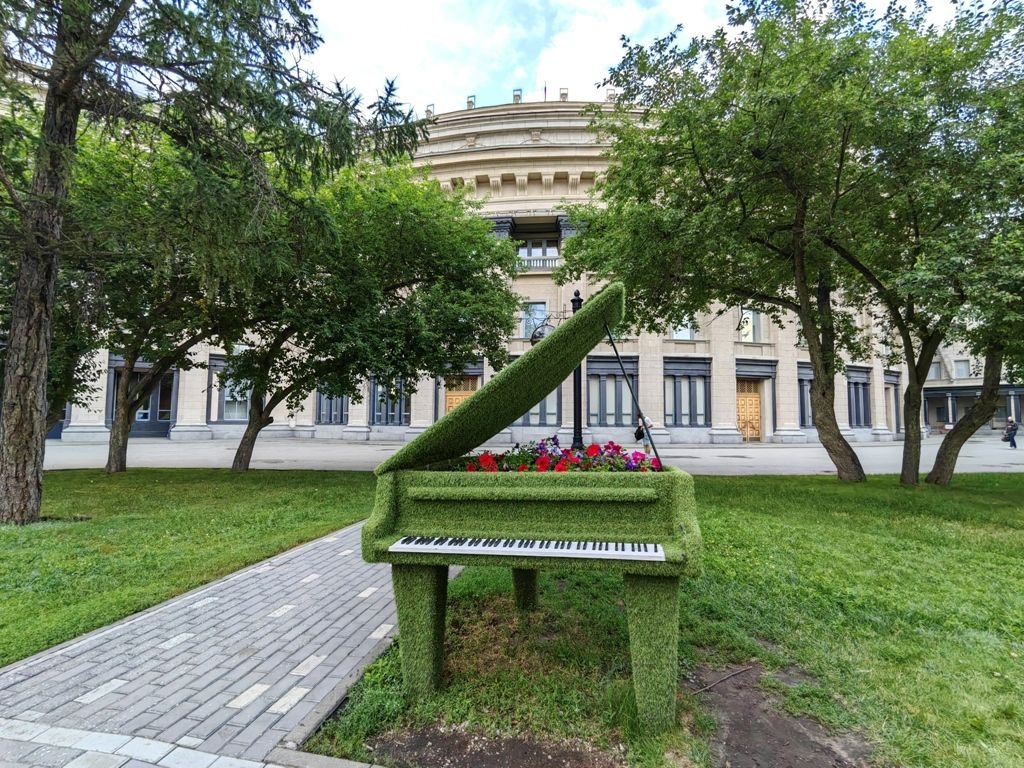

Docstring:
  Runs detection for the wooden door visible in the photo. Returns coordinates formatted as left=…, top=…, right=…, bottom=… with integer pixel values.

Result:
left=445, top=376, right=478, bottom=413
left=736, top=379, right=761, bottom=442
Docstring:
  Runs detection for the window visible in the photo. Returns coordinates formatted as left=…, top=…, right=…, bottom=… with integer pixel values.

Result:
left=521, top=302, right=548, bottom=339
left=371, top=379, right=411, bottom=426
left=954, top=359, right=971, bottom=379
left=663, top=358, right=711, bottom=427
left=316, top=394, right=349, bottom=424
left=927, top=362, right=941, bottom=380
left=798, top=363, right=814, bottom=427
left=517, top=238, right=560, bottom=270
left=222, top=380, right=250, bottom=421
left=157, top=373, right=174, bottom=421
left=587, top=356, right=638, bottom=427
left=846, top=367, right=871, bottom=428
left=739, top=308, right=762, bottom=343
left=516, top=387, right=560, bottom=426
left=671, top=324, right=697, bottom=341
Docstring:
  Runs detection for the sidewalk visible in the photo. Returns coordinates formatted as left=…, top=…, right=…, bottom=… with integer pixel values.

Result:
left=1, top=521, right=386, bottom=768
left=3, top=434, right=1018, bottom=768
left=43, top=433, right=1022, bottom=476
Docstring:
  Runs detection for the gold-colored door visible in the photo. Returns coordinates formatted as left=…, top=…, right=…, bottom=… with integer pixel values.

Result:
left=736, top=379, right=762, bottom=442
left=444, top=376, right=478, bottom=413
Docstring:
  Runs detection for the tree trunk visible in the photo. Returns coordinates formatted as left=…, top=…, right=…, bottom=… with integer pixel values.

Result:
left=926, top=345, right=1003, bottom=486
left=810, top=375, right=866, bottom=482
left=105, top=380, right=136, bottom=474
left=232, top=414, right=272, bottom=472
left=0, top=84, right=81, bottom=524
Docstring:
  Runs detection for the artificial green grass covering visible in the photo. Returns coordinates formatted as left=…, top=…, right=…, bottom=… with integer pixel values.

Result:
left=362, top=466, right=702, bottom=579
left=376, top=282, right=626, bottom=474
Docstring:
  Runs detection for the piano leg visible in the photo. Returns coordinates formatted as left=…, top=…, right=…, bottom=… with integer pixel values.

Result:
left=512, top=568, right=538, bottom=611
left=623, top=574, right=681, bottom=734
left=392, top=564, right=449, bottom=701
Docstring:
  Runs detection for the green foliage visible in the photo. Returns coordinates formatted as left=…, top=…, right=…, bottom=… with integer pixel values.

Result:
left=377, top=282, right=626, bottom=474
left=560, top=0, right=1024, bottom=482
left=0, top=468, right=375, bottom=666
left=218, top=161, right=522, bottom=468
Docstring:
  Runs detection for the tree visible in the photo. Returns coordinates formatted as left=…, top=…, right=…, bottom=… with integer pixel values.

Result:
left=0, top=1, right=422, bottom=523
left=561, top=0, right=1023, bottom=485
left=220, top=163, right=521, bottom=471
left=62, top=133, right=253, bottom=473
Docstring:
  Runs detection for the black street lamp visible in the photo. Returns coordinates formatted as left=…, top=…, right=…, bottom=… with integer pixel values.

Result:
left=570, top=290, right=584, bottom=450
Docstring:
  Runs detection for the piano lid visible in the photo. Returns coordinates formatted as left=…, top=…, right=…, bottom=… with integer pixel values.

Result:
left=376, top=282, right=625, bottom=474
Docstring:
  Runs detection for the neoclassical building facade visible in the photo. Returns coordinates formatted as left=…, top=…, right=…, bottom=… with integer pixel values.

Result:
left=54, top=98, right=1020, bottom=446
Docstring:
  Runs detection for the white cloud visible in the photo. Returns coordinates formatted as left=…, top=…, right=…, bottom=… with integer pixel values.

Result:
left=304, top=0, right=965, bottom=117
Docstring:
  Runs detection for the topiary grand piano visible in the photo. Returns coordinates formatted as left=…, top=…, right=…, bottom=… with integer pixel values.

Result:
left=362, top=282, right=703, bottom=734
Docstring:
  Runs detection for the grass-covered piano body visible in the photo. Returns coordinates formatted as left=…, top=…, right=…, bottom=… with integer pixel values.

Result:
left=363, top=283, right=703, bottom=734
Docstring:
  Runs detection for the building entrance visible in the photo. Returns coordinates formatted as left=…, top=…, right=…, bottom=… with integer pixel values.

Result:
left=736, top=379, right=762, bottom=442
left=444, top=376, right=479, bottom=413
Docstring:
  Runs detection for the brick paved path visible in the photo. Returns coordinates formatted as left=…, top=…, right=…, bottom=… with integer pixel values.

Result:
left=0, top=522, right=393, bottom=768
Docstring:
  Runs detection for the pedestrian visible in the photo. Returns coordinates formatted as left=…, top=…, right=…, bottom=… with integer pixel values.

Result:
left=636, top=413, right=654, bottom=455
left=1004, top=416, right=1018, bottom=449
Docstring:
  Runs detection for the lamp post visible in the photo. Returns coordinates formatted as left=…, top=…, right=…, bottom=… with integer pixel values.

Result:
left=571, top=290, right=584, bottom=450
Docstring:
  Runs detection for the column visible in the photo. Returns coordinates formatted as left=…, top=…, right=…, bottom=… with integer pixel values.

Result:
left=61, top=349, right=111, bottom=443
left=708, top=347, right=741, bottom=444
left=834, top=372, right=855, bottom=439
left=637, top=331, right=668, bottom=444
left=405, top=374, right=435, bottom=441
left=342, top=380, right=370, bottom=441
left=168, top=354, right=214, bottom=440
left=772, top=360, right=806, bottom=443
left=870, top=365, right=893, bottom=441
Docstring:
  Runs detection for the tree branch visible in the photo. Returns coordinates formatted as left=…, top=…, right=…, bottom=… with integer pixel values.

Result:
left=0, top=162, right=27, bottom=215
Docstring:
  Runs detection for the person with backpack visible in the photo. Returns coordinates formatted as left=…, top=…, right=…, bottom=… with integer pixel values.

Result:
left=636, top=413, right=654, bottom=455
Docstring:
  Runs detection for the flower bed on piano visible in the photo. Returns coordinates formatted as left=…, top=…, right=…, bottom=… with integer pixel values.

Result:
left=463, top=435, right=661, bottom=473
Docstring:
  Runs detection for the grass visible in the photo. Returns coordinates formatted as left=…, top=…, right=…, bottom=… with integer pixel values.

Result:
left=306, top=473, right=1024, bottom=768
left=0, top=468, right=375, bottom=666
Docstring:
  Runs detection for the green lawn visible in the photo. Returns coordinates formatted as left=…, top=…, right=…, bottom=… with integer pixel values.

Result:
left=307, top=473, right=1024, bottom=768
left=0, top=468, right=375, bottom=666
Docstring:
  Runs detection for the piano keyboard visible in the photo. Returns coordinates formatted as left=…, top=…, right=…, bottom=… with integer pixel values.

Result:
left=388, top=535, right=665, bottom=562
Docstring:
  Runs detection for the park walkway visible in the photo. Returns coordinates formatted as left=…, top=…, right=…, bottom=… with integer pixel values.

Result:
left=0, top=521, right=390, bottom=768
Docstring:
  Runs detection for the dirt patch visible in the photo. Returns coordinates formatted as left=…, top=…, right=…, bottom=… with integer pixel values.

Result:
left=366, top=724, right=625, bottom=768
left=362, top=663, right=872, bottom=768
left=690, top=663, right=873, bottom=768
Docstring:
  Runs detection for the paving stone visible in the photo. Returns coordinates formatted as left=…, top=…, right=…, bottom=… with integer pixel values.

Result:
left=0, top=718, right=50, bottom=741
left=22, top=744, right=84, bottom=767
left=115, top=737, right=175, bottom=763
left=72, top=732, right=132, bottom=752
left=63, top=752, right=130, bottom=768
left=0, top=736, right=39, bottom=760
left=155, top=747, right=217, bottom=768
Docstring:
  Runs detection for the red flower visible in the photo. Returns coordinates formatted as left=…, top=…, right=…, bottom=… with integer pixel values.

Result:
left=585, top=443, right=600, bottom=457
left=651, top=458, right=662, bottom=470
left=517, top=463, right=528, bottom=472
left=466, top=463, right=478, bottom=472
left=535, top=455, right=551, bottom=472
left=554, top=459, right=570, bottom=472
left=570, top=453, right=581, bottom=464
left=479, top=452, right=497, bottom=469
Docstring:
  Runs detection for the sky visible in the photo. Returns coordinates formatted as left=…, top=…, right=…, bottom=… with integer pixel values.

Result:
left=305, top=0, right=959, bottom=118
